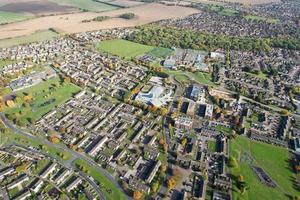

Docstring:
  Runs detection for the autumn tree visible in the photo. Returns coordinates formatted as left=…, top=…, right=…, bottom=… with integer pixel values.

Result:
left=167, top=177, right=176, bottom=190
left=133, top=191, right=143, bottom=200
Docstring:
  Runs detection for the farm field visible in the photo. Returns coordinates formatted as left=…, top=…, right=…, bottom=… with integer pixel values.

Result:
left=229, top=136, right=298, bottom=200
left=4, top=77, right=81, bottom=125
left=0, top=11, right=30, bottom=25
left=50, top=0, right=119, bottom=12
left=74, top=159, right=127, bottom=200
left=97, top=39, right=154, bottom=59
left=0, top=3, right=198, bottom=40
left=0, top=1, right=78, bottom=16
left=0, top=30, right=58, bottom=48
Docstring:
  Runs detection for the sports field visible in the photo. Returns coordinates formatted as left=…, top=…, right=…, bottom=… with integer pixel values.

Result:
left=0, top=30, right=58, bottom=48
left=230, top=136, right=298, bottom=200
left=97, top=39, right=173, bottom=59
left=4, top=77, right=81, bottom=125
left=0, top=11, right=29, bottom=24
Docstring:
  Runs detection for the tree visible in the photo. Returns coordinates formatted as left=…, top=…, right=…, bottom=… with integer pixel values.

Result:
left=181, top=138, right=187, bottom=146
left=6, top=100, right=15, bottom=108
left=49, top=135, right=60, bottom=144
left=167, top=177, right=176, bottom=190
left=151, top=181, right=159, bottom=193
left=160, top=107, right=168, bottom=116
left=228, top=156, right=238, bottom=168
left=133, top=191, right=142, bottom=200
left=16, top=162, right=28, bottom=173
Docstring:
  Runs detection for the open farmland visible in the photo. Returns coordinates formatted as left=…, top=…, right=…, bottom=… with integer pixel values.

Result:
left=230, top=136, right=298, bottom=200
left=0, top=30, right=58, bottom=48
left=0, top=11, right=30, bottom=25
left=0, top=1, right=78, bottom=16
left=0, top=3, right=198, bottom=40
left=49, top=0, right=119, bottom=12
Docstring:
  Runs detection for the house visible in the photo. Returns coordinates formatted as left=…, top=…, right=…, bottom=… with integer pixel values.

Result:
left=0, top=167, right=15, bottom=180
left=40, top=163, right=57, bottom=179
left=7, top=174, right=29, bottom=190
left=30, top=178, right=44, bottom=193
left=66, top=177, right=82, bottom=193
left=86, top=136, right=108, bottom=157
left=145, top=160, right=161, bottom=184
left=175, top=116, right=193, bottom=130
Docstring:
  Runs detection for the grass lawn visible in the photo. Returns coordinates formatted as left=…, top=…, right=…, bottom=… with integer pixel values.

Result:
left=50, top=0, right=119, bottom=12
left=207, top=140, right=217, bottom=152
left=244, top=15, right=278, bottom=23
left=230, top=136, right=298, bottom=200
left=0, top=30, right=58, bottom=48
left=215, top=125, right=232, bottom=134
left=0, top=11, right=30, bottom=25
left=74, top=159, right=127, bottom=200
left=191, top=72, right=215, bottom=86
left=0, top=59, right=16, bottom=68
left=148, top=47, right=174, bottom=58
left=97, top=39, right=155, bottom=59
left=219, top=8, right=239, bottom=16
left=4, top=77, right=81, bottom=124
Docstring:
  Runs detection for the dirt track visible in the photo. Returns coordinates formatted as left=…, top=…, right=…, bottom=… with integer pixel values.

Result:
left=0, top=3, right=198, bottom=40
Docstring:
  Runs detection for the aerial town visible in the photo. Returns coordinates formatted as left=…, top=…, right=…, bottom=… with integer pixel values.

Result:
left=0, top=0, right=299, bottom=200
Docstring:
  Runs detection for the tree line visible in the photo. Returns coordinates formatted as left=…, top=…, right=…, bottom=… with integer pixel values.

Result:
left=127, top=25, right=300, bottom=52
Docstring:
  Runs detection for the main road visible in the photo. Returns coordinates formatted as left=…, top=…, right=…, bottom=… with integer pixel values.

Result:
left=0, top=112, right=131, bottom=200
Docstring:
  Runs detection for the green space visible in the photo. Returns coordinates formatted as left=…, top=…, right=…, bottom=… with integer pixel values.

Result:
left=0, top=11, right=30, bottom=25
left=229, top=136, right=298, bottom=200
left=0, top=124, right=71, bottom=161
left=219, top=8, right=239, bottom=16
left=207, top=140, right=217, bottom=152
left=50, top=0, right=119, bottom=12
left=246, top=71, right=269, bottom=80
left=74, top=159, right=127, bottom=200
left=4, top=77, right=81, bottom=125
left=0, top=30, right=58, bottom=48
left=97, top=39, right=155, bottom=59
left=162, top=69, right=215, bottom=86
left=244, top=15, right=278, bottom=23
left=215, top=125, right=232, bottom=134
left=0, top=60, right=16, bottom=68
left=148, top=47, right=174, bottom=58
left=206, top=5, right=239, bottom=16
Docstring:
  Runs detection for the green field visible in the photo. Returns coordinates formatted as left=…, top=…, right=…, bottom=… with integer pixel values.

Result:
left=4, top=77, right=81, bottom=124
left=74, top=159, right=127, bottom=200
left=207, top=140, right=217, bottom=152
left=50, top=0, right=118, bottom=12
left=0, top=30, right=59, bottom=48
left=244, top=15, right=278, bottom=23
left=230, top=136, right=298, bottom=200
left=207, top=5, right=239, bottom=16
left=148, top=47, right=174, bottom=58
left=97, top=39, right=155, bottom=59
left=0, top=60, right=16, bottom=68
left=0, top=11, right=30, bottom=25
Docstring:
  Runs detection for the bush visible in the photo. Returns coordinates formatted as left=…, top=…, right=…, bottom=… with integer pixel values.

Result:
left=119, top=13, right=135, bottom=19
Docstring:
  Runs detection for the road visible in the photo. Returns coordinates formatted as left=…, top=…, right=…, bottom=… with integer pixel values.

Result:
left=0, top=112, right=131, bottom=200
